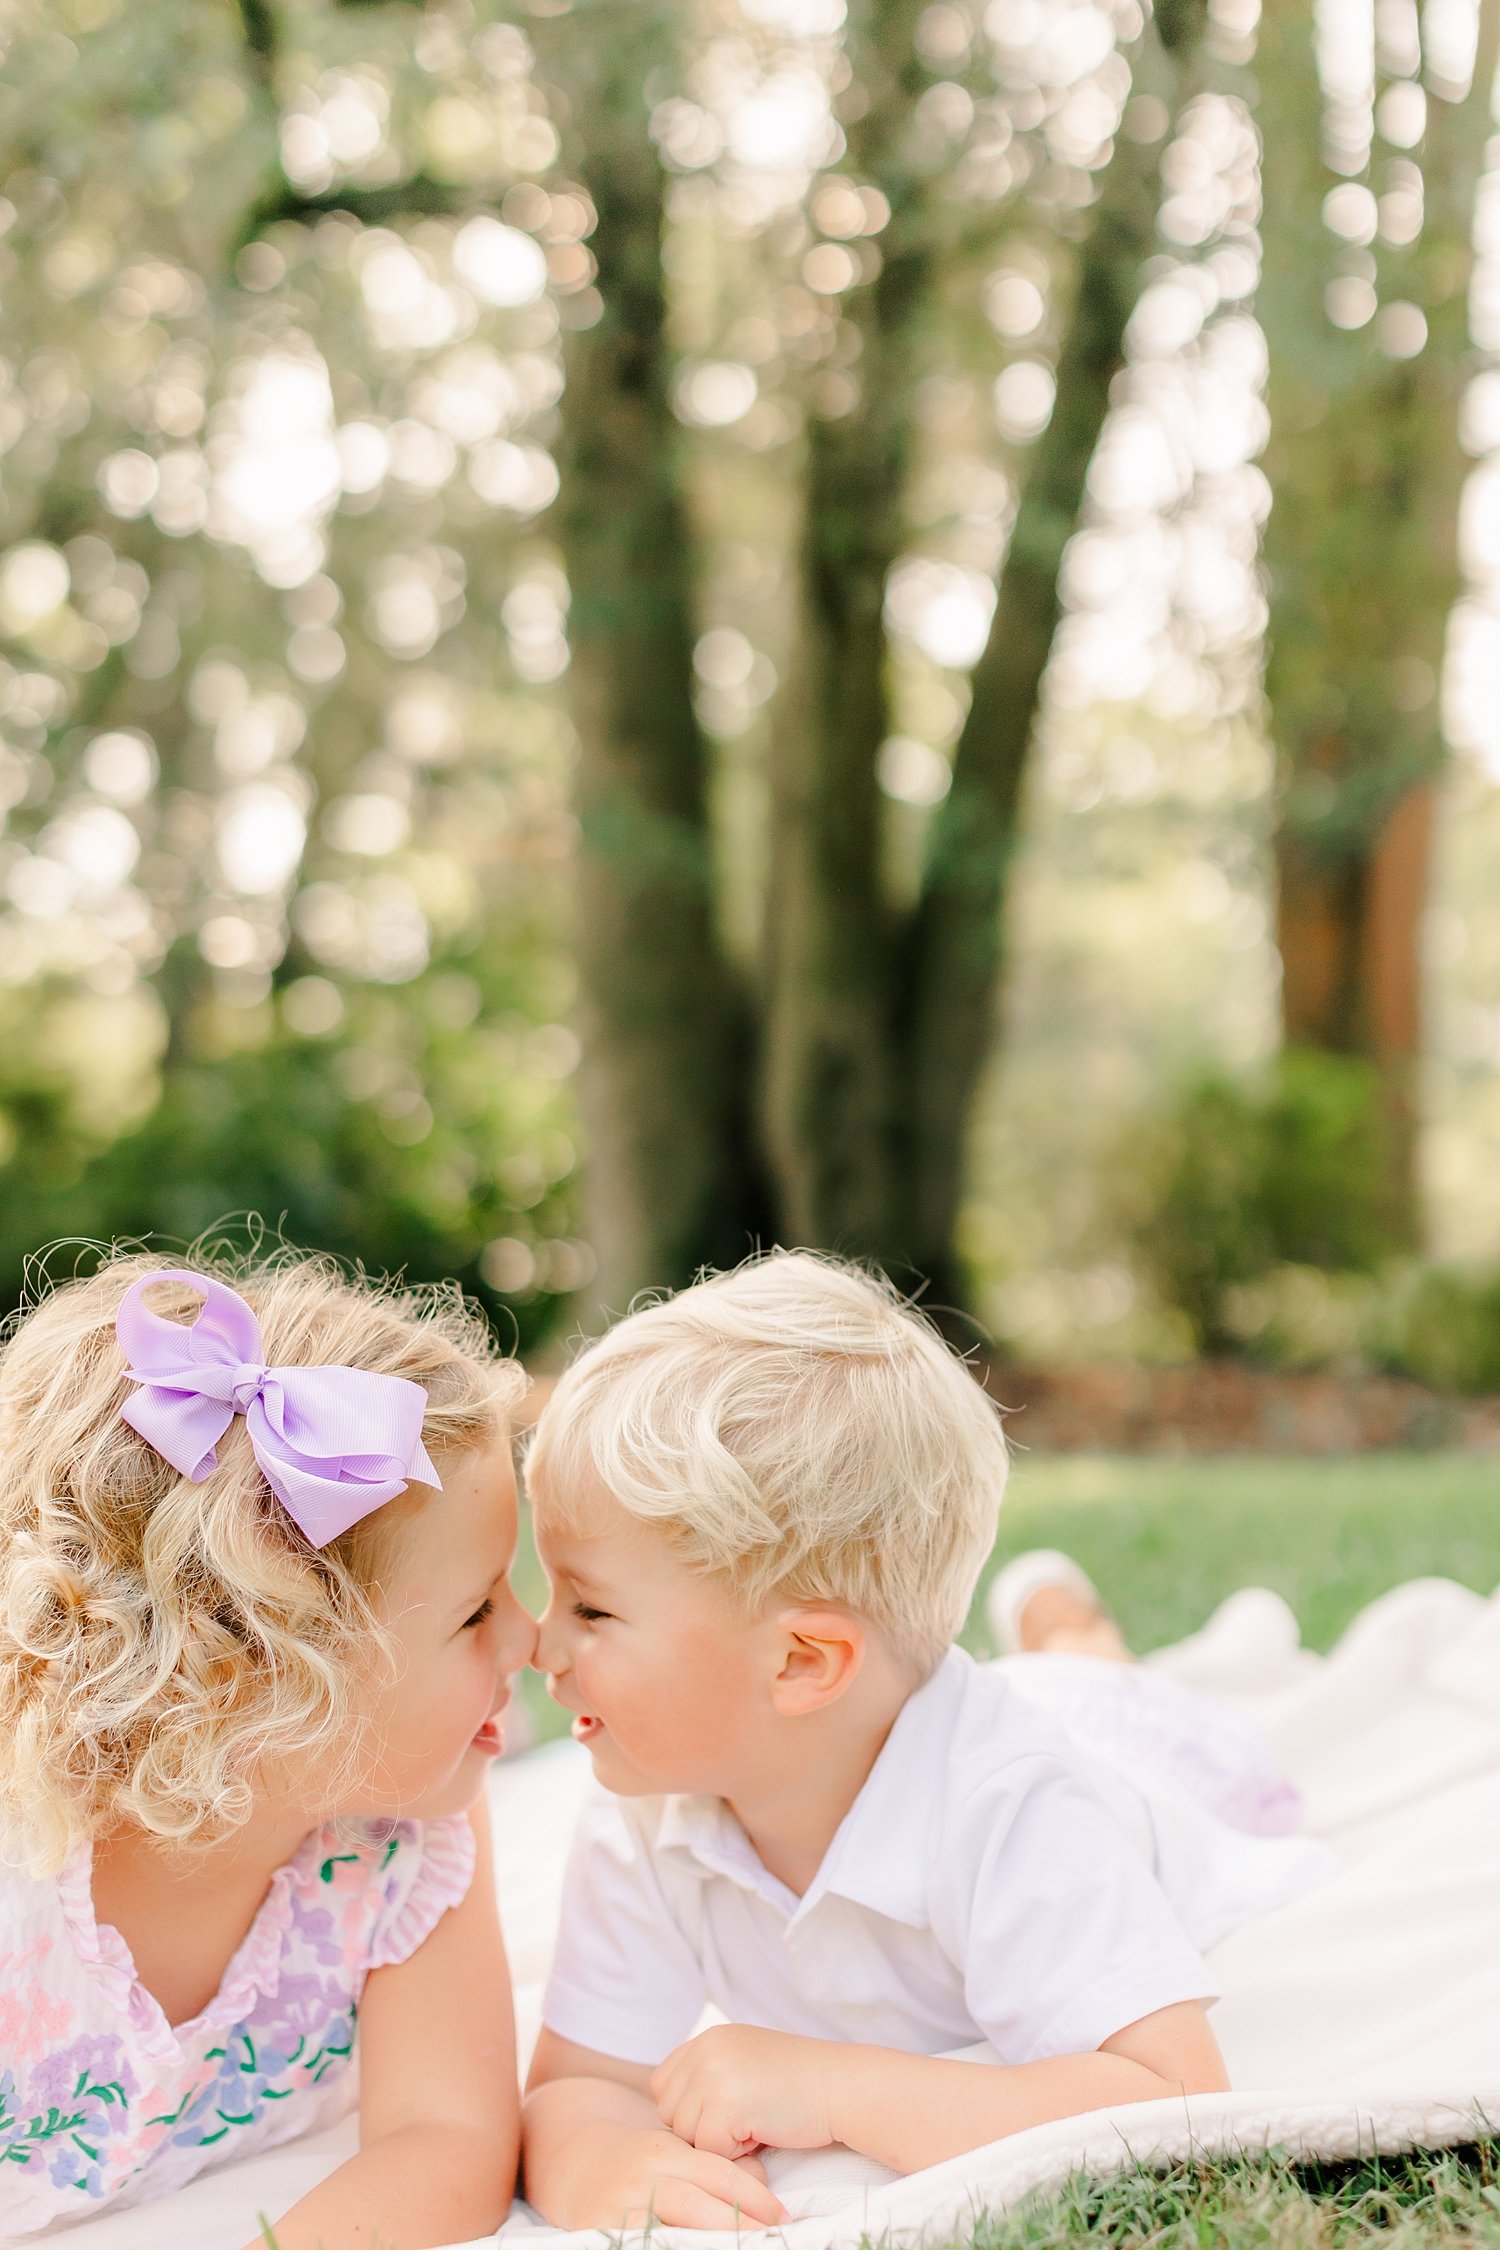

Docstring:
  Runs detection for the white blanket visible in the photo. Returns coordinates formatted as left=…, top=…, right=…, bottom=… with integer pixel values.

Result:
left=41, top=1579, right=1500, bottom=2249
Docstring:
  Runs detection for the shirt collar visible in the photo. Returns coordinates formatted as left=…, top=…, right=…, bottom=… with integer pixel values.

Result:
left=654, top=1646, right=972, bottom=1932
left=656, top=1792, right=801, bottom=1912
left=803, top=1645, right=967, bottom=1928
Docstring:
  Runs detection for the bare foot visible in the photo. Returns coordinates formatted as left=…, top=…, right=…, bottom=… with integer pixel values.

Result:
left=1017, top=1582, right=1134, bottom=1663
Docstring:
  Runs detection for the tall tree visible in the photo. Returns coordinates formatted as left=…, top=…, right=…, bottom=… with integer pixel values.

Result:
left=240, top=0, right=760, bottom=1310
left=363, top=0, right=1215, bottom=1312
left=760, top=0, right=1210, bottom=1292
left=1257, top=0, right=1500, bottom=1235
left=538, top=0, right=1211, bottom=1305
left=896, top=0, right=1208, bottom=1300
left=758, top=0, right=933, bottom=1256
left=527, top=1, right=761, bottom=1302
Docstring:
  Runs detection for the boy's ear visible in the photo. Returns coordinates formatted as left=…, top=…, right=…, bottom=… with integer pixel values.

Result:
left=769, top=1607, right=865, bottom=1715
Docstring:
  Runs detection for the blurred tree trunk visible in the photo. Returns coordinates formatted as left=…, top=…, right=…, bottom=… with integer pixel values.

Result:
left=251, top=0, right=759, bottom=1309
left=760, top=0, right=928, bottom=1253
left=367, top=0, right=1211, bottom=1312
left=528, top=2, right=758, bottom=1306
left=1258, top=0, right=1499, bottom=1238
left=764, top=0, right=1208, bottom=1289
left=892, top=0, right=1208, bottom=1306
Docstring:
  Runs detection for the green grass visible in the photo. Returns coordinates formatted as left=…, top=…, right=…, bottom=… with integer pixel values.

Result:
left=515, top=1453, right=1500, bottom=2244
left=974, top=1451, right=1500, bottom=1655
left=958, top=2141, right=1500, bottom=2249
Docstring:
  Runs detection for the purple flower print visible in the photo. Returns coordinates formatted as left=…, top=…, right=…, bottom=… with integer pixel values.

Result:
left=0, top=2036, right=137, bottom=2201
left=0, top=1814, right=465, bottom=2228
left=27, top=2034, right=133, bottom=2116
left=285, top=1896, right=344, bottom=1970
left=169, top=2000, right=357, bottom=2152
left=274, top=1968, right=347, bottom=2040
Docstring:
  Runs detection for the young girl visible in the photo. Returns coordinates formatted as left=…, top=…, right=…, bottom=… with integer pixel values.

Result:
left=0, top=1253, right=537, bottom=2247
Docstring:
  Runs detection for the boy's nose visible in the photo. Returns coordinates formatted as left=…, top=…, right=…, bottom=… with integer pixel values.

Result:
left=533, top=1606, right=566, bottom=1678
left=509, top=1604, right=540, bottom=1671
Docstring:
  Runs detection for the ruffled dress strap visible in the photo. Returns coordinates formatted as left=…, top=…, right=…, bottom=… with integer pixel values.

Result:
left=365, top=1813, right=477, bottom=1971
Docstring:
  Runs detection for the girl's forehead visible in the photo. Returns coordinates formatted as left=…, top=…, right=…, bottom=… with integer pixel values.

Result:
left=398, top=1441, right=517, bottom=1575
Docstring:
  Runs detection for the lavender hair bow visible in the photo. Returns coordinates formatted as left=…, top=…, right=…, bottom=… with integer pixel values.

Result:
left=116, top=1269, right=441, bottom=1547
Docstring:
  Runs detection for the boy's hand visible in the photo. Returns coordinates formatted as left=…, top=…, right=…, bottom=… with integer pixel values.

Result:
left=563, top=2120, right=785, bottom=2230
left=651, top=2025, right=842, bottom=2159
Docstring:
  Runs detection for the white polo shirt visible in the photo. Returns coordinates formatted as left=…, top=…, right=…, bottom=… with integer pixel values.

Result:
left=543, top=1647, right=1272, bottom=2070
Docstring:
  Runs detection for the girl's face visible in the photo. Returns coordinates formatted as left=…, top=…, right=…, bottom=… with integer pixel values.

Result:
left=338, top=1438, right=538, bottom=1822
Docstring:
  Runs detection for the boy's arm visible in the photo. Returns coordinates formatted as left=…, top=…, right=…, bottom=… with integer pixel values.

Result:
left=523, top=2027, right=787, bottom=2229
left=650, top=2000, right=1228, bottom=2176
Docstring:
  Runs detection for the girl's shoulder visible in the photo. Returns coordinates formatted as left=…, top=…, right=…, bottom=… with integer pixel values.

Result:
left=0, top=1808, right=477, bottom=2028
left=0, top=1813, right=479, bottom=2232
left=0, top=1851, right=89, bottom=2074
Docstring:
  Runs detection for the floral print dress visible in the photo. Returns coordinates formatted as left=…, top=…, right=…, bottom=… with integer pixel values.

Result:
left=0, top=1814, right=475, bottom=2237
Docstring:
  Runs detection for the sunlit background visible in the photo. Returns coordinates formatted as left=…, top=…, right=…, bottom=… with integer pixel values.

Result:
left=3, top=0, right=1500, bottom=1381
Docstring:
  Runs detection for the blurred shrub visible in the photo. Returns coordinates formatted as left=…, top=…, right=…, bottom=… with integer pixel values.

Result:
left=1220, top=1263, right=1382, bottom=1369
left=1130, top=1050, right=1397, bottom=1353
left=1372, top=1264, right=1500, bottom=1396
left=1253, top=1051, right=1397, bottom=1271
left=1128, top=1053, right=1500, bottom=1392
left=0, top=975, right=584, bottom=1354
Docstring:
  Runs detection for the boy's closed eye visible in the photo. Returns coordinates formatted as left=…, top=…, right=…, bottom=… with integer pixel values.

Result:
left=573, top=1602, right=612, bottom=1623
left=461, top=1598, right=494, bottom=1630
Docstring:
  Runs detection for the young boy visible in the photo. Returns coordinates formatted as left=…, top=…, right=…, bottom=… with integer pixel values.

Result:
left=520, top=1254, right=1320, bottom=2230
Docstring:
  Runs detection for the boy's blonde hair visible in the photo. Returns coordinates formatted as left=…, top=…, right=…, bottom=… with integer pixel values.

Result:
left=0, top=1248, right=524, bottom=1876
left=526, top=1251, right=1007, bottom=1673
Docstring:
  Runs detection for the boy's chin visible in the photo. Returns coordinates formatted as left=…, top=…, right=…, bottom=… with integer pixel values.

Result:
left=577, top=1728, right=667, bottom=1798
left=582, top=1744, right=649, bottom=1795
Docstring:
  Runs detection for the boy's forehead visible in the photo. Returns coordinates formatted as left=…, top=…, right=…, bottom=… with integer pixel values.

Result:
left=531, top=1468, right=618, bottom=1550
left=532, top=1474, right=659, bottom=1570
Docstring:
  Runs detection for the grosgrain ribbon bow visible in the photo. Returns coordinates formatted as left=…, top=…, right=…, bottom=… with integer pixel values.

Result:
left=116, top=1269, right=441, bottom=1547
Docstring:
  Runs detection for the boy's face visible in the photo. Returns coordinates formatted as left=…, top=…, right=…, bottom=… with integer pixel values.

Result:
left=533, top=1474, right=776, bottom=1799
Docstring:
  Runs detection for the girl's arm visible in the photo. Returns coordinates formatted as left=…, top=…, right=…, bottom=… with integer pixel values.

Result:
left=244, top=1804, right=517, bottom=2250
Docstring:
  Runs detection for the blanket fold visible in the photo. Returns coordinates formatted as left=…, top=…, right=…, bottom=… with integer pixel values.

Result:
left=40, top=1579, right=1500, bottom=2250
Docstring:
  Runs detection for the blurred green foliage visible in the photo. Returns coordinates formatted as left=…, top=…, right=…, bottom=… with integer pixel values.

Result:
left=1124, top=1048, right=1500, bottom=1392
left=1130, top=1048, right=1394, bottom=1351
left=0, top=959, right=584, bottom=1349
left=1376, top=1263, right=1500, bottom=1396
left=0, top=0, right=594, bottom=1331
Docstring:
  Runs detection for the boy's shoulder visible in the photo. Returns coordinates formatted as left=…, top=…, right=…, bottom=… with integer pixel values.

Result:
left=887, top=1642, right=1096, bottom=1791
left=874, top=1645, right=1107, bottom=1839
left=826, top=1650, right=1158, bottom=1939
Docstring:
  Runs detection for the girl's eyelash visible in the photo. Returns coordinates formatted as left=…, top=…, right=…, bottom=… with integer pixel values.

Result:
left=574, top=1601, right=609, bottom=1623
left=462, top=1597, right=494, bottom=1630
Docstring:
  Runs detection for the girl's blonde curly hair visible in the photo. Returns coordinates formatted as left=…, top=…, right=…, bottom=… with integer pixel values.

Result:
left=0, top=1247, right=524, bottom=1877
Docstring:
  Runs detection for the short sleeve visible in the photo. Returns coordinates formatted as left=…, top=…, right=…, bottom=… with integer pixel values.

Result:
left=938, top=1759, right=1218, bottom=2064
left=365, top=1815, right=477, bottom=1971
left=541, top=1786, right=708, bottom=2066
